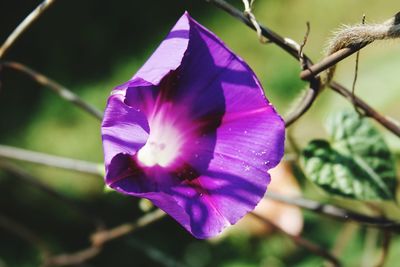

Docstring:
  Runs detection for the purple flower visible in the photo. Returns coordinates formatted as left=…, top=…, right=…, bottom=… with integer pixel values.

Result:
left=101, top=12, right=285, bottom=239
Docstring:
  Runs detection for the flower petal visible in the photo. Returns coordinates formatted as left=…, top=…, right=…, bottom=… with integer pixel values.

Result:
left=101, top=12, right=285, bottom=239
left=101, top=94, right=149, bottom=171
left=131, top=13, right=190, bottom=85
left=152, top=13, right=285, bottom=233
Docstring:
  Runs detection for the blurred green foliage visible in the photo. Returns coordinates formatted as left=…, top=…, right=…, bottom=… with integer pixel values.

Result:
left=1, top=0, right=400, bottom=266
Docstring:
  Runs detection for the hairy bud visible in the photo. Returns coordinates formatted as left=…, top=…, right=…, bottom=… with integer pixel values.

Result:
left=324, top=12, right=400, bottom=83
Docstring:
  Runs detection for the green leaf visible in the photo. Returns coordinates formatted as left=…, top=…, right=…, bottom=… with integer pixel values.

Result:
left=301, top=111, right=397, bottom=201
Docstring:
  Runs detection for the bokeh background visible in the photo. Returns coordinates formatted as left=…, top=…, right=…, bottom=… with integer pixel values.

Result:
left=1, top=0, right=400, bottom=266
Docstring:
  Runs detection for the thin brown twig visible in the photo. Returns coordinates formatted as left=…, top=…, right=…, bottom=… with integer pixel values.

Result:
left=208, top=0, right=307, bottom=60
left=299, top=44, right=368, bottom=81
left=1, top=61, right=103, bottom=121
left=351, top=15, right=366, bottom=116
left=4, top=143, right=400, bottom=232
left=90, top=209, right=166, bottom=246
left=2, top=144, right=400, bottom=264
left=285, top=78, right=320, bottom=127
left=1, top=1, right=396, bottom=265
left=329, top=81, right=400, bottom=137
left=206, top=0, right=400, bottom=137
left=285, top=21, right=318, bottom=127
left=0, top=144, right=102, bottom=175
left=242, top=0, right=268, bottom=43
left=206, top=0, right=322, bottom=127
left=351, top=49, right=362, bottom=115
left=43, top=209, right=165, bottom=267
left=362, top=228, right=379, bottom=266
left=299, top=21, right=311, bottom=69
left=331, top=223, right=358, bottom=259
left=43, top=247, right=101, bottom=267
left=302, top=12, right=400, bottom=82
left=375, top=230, right=391, bottom=267
left=265, top=191, right=400, bottom=231
left=250, top=212, right=342, bottom=267
left=0, top=2, right=397, bottom=266
left=3, top=144, right=400, bottom=231
left=0, top=0, right=55, bottom=58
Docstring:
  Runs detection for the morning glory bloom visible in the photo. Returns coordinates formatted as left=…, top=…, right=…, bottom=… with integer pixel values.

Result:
left=101, top=12, right=285, bottom=239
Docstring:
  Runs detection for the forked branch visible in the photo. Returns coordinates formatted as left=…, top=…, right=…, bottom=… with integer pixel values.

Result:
left=206, top=0, right=400, bottom=137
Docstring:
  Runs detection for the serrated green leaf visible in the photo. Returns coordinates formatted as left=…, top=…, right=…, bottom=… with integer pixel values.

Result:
left=301, top=111, right=397, bottom=201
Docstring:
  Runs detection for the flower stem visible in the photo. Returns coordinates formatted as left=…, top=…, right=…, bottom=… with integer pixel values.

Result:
left=0, top=144, right=103, bottom=175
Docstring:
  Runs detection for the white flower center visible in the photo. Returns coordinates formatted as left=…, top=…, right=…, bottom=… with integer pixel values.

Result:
left=137, top=111, right=184, bottom=168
